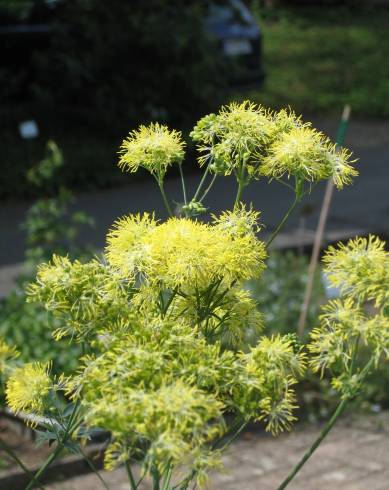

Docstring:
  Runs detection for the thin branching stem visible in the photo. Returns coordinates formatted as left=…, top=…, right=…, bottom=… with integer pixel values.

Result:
left=77, top=445, right=110, bottom=490
left=25, top=404, right=81, bottom=490
left=266, top=178, right=305, bottom=248
left=276, top=397, right=348, bottom=490
left=218, top=421, right=248, bottom=452
left=0, top=438, right=46, bottom=490
left=157, top=179, right=173, bottom=217
left=25, top=442, right=64, bottom=490
left=125, top=460, right=138, bottom=490
left=276, top=351, right=374, bottom=490
left=265, top=194, right=301, bottom=248
left=199, top=173, right=217, bottom=203
left=192, top=163, right=211, bottom=202
left=162, top=461, right=173, bottom=490
left=178, top=163, right=187, bottom=205
left=234, top=179, right=246, bottom=209
left=233, top=164, right=250, bottom=209
left=152, top=465, right=161, bottom=490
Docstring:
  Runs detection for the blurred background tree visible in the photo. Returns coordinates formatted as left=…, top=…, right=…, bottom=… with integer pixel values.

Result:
left=2, top=0, right=388, bottom=199
left=1, top=0, right=229, bottom=130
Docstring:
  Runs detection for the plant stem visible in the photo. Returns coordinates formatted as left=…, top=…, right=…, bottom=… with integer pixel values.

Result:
left=276, top=398, right=348, bottom=490
left=266, top=194, right=301, bottom=248
left=233, top=179, right=246, bottom=209
left=158, top=180, right=173, bottom=216
left=192, top=163, right=210, bottom=202
left=277, top=351, right=374, bottom=490
left=0, top=438, right=46, bottom=490
left=25, top=405, right=81, bottom=490
left=152, top=466, right=161, bottom=490
left=178, top=163, right=187, bottom=205
left=25, top=442, right=64, bottom=490
left=199, top=173, right=217, bottom=203
left=162, top=462, right=173, bottom=490
left=219, top=421, right=247, bottom=452
left=125, top=460, right=137, bottom=490
left=77, top=446, right=110, bottom=490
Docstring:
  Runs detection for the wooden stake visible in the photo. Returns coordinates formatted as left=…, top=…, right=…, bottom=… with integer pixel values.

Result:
left=297, top=105, right=351, bottom=338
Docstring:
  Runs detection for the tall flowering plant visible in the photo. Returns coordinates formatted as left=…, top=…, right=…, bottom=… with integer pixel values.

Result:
left=1, top=102, right=387, bottom=490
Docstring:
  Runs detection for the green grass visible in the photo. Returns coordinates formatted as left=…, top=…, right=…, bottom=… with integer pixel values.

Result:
left=246, top=5, right=389, bottom=118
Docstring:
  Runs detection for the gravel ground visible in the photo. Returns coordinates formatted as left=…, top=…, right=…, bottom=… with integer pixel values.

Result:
left=47, top=412, right=389, bottom=490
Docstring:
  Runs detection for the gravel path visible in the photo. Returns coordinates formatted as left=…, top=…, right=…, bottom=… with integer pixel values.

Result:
left=47, top=412, right=389, bottom=490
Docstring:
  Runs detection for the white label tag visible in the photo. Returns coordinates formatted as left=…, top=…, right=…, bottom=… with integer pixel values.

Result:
left=223, top=39, right=252, bottom=56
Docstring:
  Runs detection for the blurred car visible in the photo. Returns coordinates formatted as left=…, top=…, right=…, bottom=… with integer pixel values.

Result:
left=205, top=0, right=265, bottom=83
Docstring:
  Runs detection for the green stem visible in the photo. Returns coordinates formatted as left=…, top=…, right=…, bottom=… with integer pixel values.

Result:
left=233, top=179, right=246, bottom=209
left=174, top=418, right=245, bottom=490
left=192, top=163, right=210, bottom=202
left=178, top=163, right=187, bottom=205
left=277, top=352, right=375, bottom=490
left=266, top=194, right=301, bottom=248
left=162, top=462, right=173, bottom=490
left=125, top=460, right=137, bottom=490
left=158, top=180, right=173, bottom=217
left=276, top=398, right=348, bottom=490
left=199, top=173, right=217, bottom=203
left=152, top=466, right=161, bottom=490
left=78, top=446, right=110, bottom=490
left=0, top=438, right=46, bottom=490
left=218, top=421, right=247, bottom=452
left=25, top=443, right=64, bottom=490
left=25, top=405, right=81, bottom=490
left=173, top=472, right=194, bottom=490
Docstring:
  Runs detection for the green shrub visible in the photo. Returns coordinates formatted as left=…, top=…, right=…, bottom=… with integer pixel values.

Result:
left=0, top=141, right=92, bottom=379
left=248, top=250, right=324, bottom=336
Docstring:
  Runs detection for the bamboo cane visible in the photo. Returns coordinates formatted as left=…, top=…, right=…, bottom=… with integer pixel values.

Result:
left=297, top=105, right=351, bottom=338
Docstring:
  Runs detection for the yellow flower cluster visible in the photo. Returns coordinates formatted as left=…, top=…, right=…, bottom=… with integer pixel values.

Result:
left=69, top=316, right=305, bottom=473
left=309, top=236, right=389, bottom=396
left=191, top=101, right=270, bottom=175
left=238, top=335, right=306, bottom=433
left=88, top=381, right=225, bottom=473
left=11, top=104, right=368, bottom=488
left=323, top=235, right=389, bottom=307
left=106, top=210, right=267, bottom=290
left=0, top=337, right=19, bottom=374
left=191, top=101, right=357, bottom=188
left=172, top=286, right=264, bottom=349
left=119, top=123, right=185, bottom=180
left=23, top=202, right=307, bottom=477
left=28, top=255, right=135, bottom=340
left=261, top=126, right=356, bottom=188
left=6, top=362, right=52, bottom=414
left=211, top=204, right=262, bottom=236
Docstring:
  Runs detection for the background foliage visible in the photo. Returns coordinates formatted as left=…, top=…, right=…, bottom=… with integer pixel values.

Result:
left=2, top=3, right=389, bottom=199
left=0, top=142, right=91, bottom=379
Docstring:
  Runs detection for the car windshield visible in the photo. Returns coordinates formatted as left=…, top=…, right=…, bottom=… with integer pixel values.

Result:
left=207, top=1, right=251, bottom=26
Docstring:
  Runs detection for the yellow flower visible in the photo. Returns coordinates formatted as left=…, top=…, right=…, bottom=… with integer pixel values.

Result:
left=323, top=235, right=389, bottom=307
left=6, top=362, right=52, bottom=414
left=212, top=204, right=261, bottom=237
left=325, top=145, right=357, bottom=189
left=191, top=101, right=270, bottom=176
left=260, top=126, right=356, bottom=187
left=106, top=214, right=267, bottom=289
left=106, top=213, right=157, bottom=277
left=0, top=338, right=19, bottom=374
left=119, top=123, right=185, bottom=179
